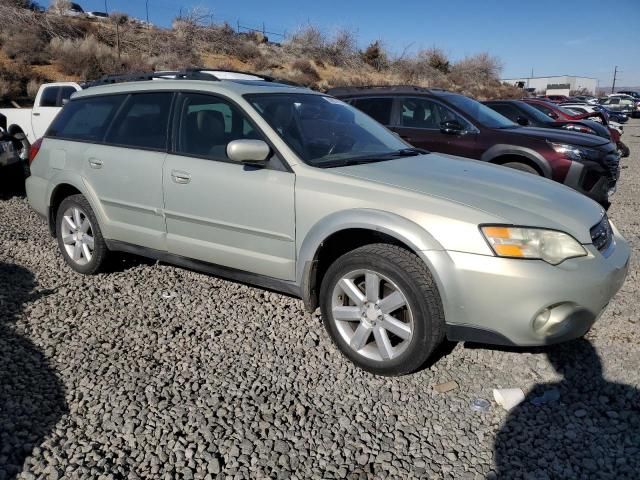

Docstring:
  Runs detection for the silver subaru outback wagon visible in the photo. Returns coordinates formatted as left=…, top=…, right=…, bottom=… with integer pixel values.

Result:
left=25, top=71, right=630, bottom=375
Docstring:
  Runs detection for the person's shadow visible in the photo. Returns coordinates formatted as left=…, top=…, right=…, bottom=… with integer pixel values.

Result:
left=0, top=263, right=67, bottom=479
left=494, top=339, right=640, bottom=479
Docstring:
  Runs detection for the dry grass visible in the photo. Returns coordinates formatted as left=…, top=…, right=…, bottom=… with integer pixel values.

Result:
left=0, top=0, right=523, bottom=104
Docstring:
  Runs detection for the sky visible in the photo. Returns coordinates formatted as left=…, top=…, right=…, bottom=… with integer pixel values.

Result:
left=77, top=0, right=640, bottom=86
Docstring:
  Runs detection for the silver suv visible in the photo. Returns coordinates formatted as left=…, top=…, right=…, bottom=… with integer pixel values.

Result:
left=25, top=71, right=630, bottom=375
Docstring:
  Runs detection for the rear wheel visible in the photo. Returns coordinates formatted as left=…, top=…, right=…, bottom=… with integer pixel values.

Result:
left=320, top=244, right=445, bottom=376
left=502, top=162, right=539, bottom=175
left=56, top=194, right=109, bottom=274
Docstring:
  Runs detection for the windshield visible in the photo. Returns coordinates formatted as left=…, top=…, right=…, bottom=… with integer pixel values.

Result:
left=556, top=105, right=582, bottom=116
left=516, top=102, right=555, bottom=124
left=444, top=94, right=517, bottom=129
left=246, top=93, right=412, bottom=167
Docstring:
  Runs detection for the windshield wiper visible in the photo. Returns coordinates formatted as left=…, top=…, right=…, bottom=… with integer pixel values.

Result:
left=319, top=148, right=430, bottom=168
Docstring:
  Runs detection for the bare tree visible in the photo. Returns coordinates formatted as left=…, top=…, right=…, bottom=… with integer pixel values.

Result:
left=48, top=0, right=71, bottom=15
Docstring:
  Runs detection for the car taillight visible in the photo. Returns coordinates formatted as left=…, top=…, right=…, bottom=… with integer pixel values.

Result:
left=28, top=137, right=43, bottom=166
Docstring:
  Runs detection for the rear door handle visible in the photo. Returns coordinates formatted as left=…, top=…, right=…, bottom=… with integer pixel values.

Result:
left=88, top=158, right=103, bottom=169
left=171, top=170, right=191, bottom=184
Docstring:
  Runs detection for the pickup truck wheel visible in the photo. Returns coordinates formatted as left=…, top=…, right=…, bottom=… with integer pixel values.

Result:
left=56, top=194, right=109, bottom=275
left=320, top=243, right=445, bottom=376
left=502, top=162, right=539, bottom=175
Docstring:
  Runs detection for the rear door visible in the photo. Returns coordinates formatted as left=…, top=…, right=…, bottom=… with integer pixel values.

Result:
left=80, top=92, right=172, bottom=250
left=162, top=92, right=296, bottom=280
left=393, top=97, right=479, bottom=158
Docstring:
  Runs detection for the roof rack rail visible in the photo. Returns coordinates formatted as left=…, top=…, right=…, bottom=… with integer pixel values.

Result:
left=325, top=85, right=442, bottom=96
left=86, top=68, right=302, bottom=88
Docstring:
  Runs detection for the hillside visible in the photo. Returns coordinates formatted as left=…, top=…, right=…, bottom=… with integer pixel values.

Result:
left=0, top=1, right=522, bottom=106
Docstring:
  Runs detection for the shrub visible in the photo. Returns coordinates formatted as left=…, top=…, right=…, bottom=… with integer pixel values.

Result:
left=0, top=76, right=21, bottom=101
left=234, top=41, right=261, bottom=62
left=361, top=41, right=388, bottom=71
left=26, top=78, right=42, bottom=99
left=2, top=30, right=50, bottom=64
left=49, top=36, right=124, bottom=79
left=291, top=59, right=320, bottom=81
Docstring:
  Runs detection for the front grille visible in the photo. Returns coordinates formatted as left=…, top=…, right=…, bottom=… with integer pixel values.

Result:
left=590, top=215, right=613, bottom=252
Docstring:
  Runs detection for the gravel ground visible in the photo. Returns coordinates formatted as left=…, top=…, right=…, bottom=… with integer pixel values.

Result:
left=1, top=121, right=639, bottom=480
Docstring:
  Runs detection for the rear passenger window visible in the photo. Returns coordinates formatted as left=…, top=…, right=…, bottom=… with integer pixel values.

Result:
left=176, top=93, right=261, bottom=159
left=47, top=95, right=125, bottom=141
left=105, top=92, right=173, bottom=150
left=39, top=87, right=59, bottom=107
left=350, top=98, right=393, bottom=125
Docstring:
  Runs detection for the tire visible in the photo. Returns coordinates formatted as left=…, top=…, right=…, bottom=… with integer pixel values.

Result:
left=617, top=141, right=630, bottom=158
left=56, top=194, right=109, bottom=274
left=501, top=162, right=539, bottom=175
left=319, top=243, right=445, bottom=376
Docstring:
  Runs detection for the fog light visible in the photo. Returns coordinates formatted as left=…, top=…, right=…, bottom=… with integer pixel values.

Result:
left=533, top=308, right=551, bottom=331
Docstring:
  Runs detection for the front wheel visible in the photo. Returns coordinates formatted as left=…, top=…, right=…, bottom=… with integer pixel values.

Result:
left=56, top=194, right=109, bottom=274
left=319, top=244, right=445, bottom=376
left=502, top=162, right=540, bottom=175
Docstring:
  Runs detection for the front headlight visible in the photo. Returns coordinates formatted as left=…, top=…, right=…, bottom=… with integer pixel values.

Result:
left=481, top=226, right=587, bottom=265
left=548, top=142, right=599, bottom=162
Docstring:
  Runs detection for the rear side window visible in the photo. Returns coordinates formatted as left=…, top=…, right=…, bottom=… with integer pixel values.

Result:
left=47, top=95, right=125, bottom=141
left=105, top=92, right=173, bottom=150
left=39, top=87, right=59, bottom=107
left=350, top=98, right=393, bottom=125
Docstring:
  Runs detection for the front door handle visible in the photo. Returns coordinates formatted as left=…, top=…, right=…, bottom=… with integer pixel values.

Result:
left=171, top=170, right=191, bottom=184
left=32, top=112, right=41, bottom=117
left=88, top=158, right=103, bottom=169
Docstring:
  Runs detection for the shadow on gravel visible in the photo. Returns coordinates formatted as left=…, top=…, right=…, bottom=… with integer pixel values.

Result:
left=494, top=339, right=640, bottom=479
left=0, top=262, right=67, bottom=480
left=0, top=165, right=26, bottom=201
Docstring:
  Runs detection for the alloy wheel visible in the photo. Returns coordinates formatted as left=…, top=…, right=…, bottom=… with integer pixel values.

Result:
left=331, top=269, right=414, bottom=362
left=60, top=206, right=95, bottom=266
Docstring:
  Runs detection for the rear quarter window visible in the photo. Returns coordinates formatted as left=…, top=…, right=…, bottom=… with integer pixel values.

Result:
left=47, top=95, right=126, bottom=141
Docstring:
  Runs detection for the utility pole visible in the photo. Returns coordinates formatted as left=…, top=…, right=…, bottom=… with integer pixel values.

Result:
left=611, top=66, right=618, bottom=94
left=146, top=0, right=149, bottom=25
left=104, top=0, right=108, bottom=14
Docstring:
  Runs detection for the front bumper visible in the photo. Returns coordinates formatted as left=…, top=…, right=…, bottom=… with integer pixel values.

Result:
left=423, top=227, right=630, bottom=346
left=563, top=152, right=620, bottom=207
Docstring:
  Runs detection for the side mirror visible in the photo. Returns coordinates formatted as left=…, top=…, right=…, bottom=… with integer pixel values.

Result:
left=440, top=120, right=464, bottom=135
left=62, top=98, right=70, bottom=106
left=548, top=112, right=559, bottom=119
left=516, top=116, right=529, bottom=126
left=226, top=139, right=270, bottom=164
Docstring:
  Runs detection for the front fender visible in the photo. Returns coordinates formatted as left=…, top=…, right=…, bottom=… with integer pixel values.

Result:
left=481, top=144, right=552, bottom=178
left=296, top=209, right=449, bottom=311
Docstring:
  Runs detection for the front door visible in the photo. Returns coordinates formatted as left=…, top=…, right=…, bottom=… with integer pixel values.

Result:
left=162, top=92, right=296, bottom=280
left=393, top=97, right=479, bottom=159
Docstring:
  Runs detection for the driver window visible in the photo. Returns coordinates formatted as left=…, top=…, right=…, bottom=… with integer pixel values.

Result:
left=177, top=93, right=262, bottom=160
left=400, top=98, right=440, bottom=129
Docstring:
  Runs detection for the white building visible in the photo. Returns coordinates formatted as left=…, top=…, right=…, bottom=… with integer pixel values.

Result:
left=500, top=75, right=598, bottom=96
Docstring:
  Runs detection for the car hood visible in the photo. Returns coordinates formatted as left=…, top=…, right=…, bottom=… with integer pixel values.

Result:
left=331, top=154, right=604, bottom=244
left=501, top=126, right=610, bottom=147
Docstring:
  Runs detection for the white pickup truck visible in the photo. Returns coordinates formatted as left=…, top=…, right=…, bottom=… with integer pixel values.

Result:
left=0, top=82, right=83, bottom=159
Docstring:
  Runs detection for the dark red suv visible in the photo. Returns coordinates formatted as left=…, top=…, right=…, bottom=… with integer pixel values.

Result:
left=328, top=86, right=620, bottom=207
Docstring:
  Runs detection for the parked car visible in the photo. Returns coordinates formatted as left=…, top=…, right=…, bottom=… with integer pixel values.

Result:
left=0, top=113, right=20, bottom=176
left=86, top=11, right=109, bottom=20
left=569, top=95, right=599, bottom=105
left=484, top=99, right=610, bottom=138
left=599, top=96, right=636, bottom=116
left=330, top=86, right=620, bottom=207
left=540, top=95, right=570, bottom=103
left=25, top=71, right=629, bottom=375
left=607, top=94, right=640, bottom=118
left=517, top=100, right=629, bottom=158
left=0, top=82, right=83, bottom=159
left=591, top=105, right=628, bottom=124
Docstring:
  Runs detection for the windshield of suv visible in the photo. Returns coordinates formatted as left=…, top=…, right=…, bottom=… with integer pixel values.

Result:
left=246, top=93, right=418, bottom=167
left=444, top=94, right=517, bottom=129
